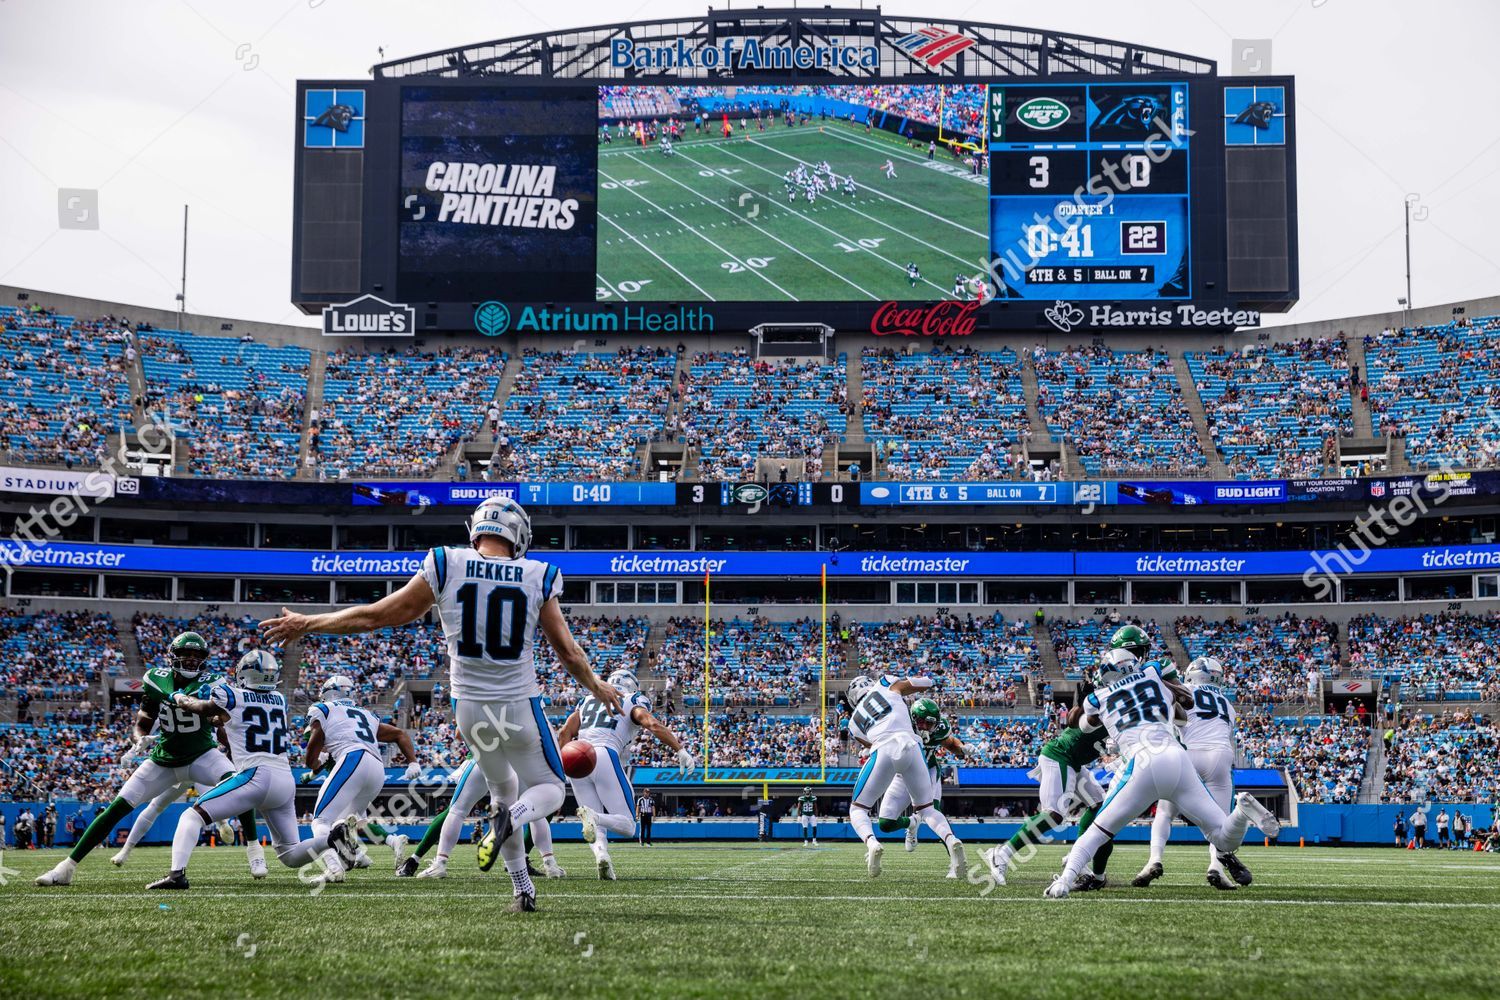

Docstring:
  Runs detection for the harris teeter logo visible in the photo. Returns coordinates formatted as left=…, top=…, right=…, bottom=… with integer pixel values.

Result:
left=1015, top=97, right=1071, bottom=131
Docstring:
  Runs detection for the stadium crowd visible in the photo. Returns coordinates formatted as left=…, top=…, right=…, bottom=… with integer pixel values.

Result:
left=1238, top=714, right=1369, bottom=804
left=1175, top=613, right=1340, bottom=705
left=656, top=615, right=835, bottom=707
left=678, top=351, right=847, bottom=481
left=0, top=611, right=125, bottom=706
left=1381, top=711, right=1498, bottom=804
left=314, top=347, right=499, bottom=478
left=861, top=346, right=1031, bottom=480
left=851, top=613, right=1035, bottom=707
left=1366, top=317, right=1500, bottom=471
left=492, top=347, right=675, bottom=481
left=1034, top=345, right=1207, bottom=477
left=0, top=722, right=118, bottom=804
left=1188, top=337, right=1352, bottom=478
left=1346, top=612, right=1500, bottom=700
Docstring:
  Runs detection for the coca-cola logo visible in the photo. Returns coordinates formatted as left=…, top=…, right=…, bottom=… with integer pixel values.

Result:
left=870, top=300, right=979, bottom=337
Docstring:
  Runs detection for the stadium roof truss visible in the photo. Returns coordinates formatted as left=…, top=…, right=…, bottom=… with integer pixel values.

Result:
left=372, top=7, right=1216, bottom=81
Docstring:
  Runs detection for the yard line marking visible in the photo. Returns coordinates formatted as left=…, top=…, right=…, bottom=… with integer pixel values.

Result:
left=624, top=151, right=880, bottom=301
left=599, top=165, right=798, bottom=301
left=15, top=891, right=1500, bottom=910
left=596, top=271, right=629, bottom=303
left=687, top=143, right=982, bottom=275
left=598, top=212, right=714, bottom=301
left=745, top=132, right=988, bottom=238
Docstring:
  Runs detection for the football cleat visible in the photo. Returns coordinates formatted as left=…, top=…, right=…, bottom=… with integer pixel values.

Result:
left=327, top=816, right=361, bottom=867
left=110, top=847, right=131, bottom=867
left=320, top=860, right=347, bottom=884
left=476, top=809, right=515, bottom=874
left=416, top=859, right=449, bottom=879
left=1218, top=852, right=1253, bottom=886
left=34, top=861, right=76, bottom=887
left=542, top=856, right=567, bottom=879
left=249, top=857, right=269, bottom=880
left=1207, top=870, right=1239, bottom=891
left=904, top=819, right=919, bottom=852
left=352, top=852, right=372, bottom=870
left=1132, top=861, right=1164, bottom=888
left=396, top=856, right=419, bottom=878
left=947, top=841, right=967, bottom=880
left=596, top=854, right=617, bottom=881
left=1043, top=875, right=1071, bottom=900
left=1073, top=872, right=1108, bottom=892
left=981, top=846, right=1009, bottom=886
left=147, top=870, right=190, bottom=891
left=576, top=806, right=599, bottom=845
left=507, top=891, right=537, bottom=913
left=865, top=840, right=884, bottom=878
left=1235, top=792, right=1281, bottom=839
left=388, top=834, right=409, bottom=864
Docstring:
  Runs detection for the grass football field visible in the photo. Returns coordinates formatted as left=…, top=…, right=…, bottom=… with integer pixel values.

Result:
left=596, top=121, right=988, bottom=302
left=3, top=842, right=1497, bottom=999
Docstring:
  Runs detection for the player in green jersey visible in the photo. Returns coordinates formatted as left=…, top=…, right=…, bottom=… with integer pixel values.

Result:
left=796, top=786, right=819, bottom=846
left=876, top=698, right=969, bottom=877
left=35, top=632, right=265, bottom=886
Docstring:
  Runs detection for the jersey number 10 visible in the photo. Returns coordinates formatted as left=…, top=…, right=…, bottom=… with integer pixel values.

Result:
left=455, top=583, right=528, bottom=661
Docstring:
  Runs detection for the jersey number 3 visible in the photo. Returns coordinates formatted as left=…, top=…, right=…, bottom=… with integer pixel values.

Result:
left=455, top=583, right=527, bottom=661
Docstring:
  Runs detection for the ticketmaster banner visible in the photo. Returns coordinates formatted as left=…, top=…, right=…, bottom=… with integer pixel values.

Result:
left=0, top=542, right=1495, bottom=579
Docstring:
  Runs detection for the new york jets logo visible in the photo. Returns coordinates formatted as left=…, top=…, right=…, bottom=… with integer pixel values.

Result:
left=1016, top=97, right=1071, bottom=131
left=731, top=483, right=768, bottom=504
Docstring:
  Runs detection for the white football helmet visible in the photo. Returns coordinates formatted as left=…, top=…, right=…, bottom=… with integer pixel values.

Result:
left=235, top=649, right=281, bottom=692
left=846, top=675, right=876, bottom=705
left=607, top=669, right=639, bottom=696
left=319, top=674, right=356, bottom=702
left=467, top=495, right=531, bottom=555
left=1186, top=656, right=1225, bottom=686
left=1093, top=647, right=1140, bottom=686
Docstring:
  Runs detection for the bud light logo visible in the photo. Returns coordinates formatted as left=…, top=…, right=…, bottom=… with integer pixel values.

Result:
left=474, top=300, right=511, bottom=336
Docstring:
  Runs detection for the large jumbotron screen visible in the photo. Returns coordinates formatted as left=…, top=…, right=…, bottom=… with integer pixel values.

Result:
left=293, top=74, right=1296, bottom=332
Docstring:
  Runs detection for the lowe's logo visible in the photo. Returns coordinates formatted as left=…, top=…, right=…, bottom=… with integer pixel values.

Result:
left=1016, top=97, right=1070, bottom=130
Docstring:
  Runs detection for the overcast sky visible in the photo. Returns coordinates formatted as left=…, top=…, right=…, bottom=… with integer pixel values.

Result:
left=1, top=0, right=1496, bottom=329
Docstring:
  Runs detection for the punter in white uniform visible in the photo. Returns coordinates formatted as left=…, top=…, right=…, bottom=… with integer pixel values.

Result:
left=1045, top=649, right=1280, bottom=899
left=146, top=651, right=362, bottom=890
left=303, top=674, right=420, bottom=882
left=846, top=674, right=966, bottom=879
left=559, top=668, right=694, bottom=880
left=262, top=496, right=622, bottom=913
left=1133, top=656, right=1250, bottom=889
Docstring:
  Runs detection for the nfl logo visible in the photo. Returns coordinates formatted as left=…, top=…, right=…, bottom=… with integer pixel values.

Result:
left=891, top=27, right=976, bottom=68
left=1371, top=482, right=1386, bottom=498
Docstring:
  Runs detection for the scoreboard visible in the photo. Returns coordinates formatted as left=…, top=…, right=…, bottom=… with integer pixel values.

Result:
left=988, top=82, right=1192, bottom=301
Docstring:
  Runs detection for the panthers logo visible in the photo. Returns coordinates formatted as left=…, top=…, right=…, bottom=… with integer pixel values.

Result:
left=1233, top=100, right=1278, bottom=129
left=312, top=103, right=355, bottom=133
left=1094, top=95, right=1161, bottom=132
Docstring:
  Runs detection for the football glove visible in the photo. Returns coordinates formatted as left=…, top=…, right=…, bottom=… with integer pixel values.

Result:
left=403, top=762, right=423, bottom=781
left=674, top=749, right=694, bottom=775
left=129, top=735, right=154, bottom=759
left=171, top=690, right=191, bottom=706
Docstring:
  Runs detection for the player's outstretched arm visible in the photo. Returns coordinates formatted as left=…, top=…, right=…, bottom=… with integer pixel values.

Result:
left=260, top=573, right=436, bottom=645
left=376, top=722, right=419, bottom=765
left=539, top=598, right=622, bottom=715
left=169, top=691, right=229, bottom=725
left=636, top=706, right=694, bottom=772
left=942, top=734, right=969, bottom=759
left=887, top=676, right=935, bottom=697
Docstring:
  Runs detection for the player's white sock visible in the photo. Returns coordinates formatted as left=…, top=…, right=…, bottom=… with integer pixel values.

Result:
left=1148, top=803, right=1173, bottom=865
left=849, top=805, right=876, bottom=844
left=171, top=810, right=206, bottom=872
left=505, top=861, right=536, bottom=898
left=1207, top=843, right=1226, bottom=876
left=529, top=818, right=555, bottom=857
left=916, top=804, right=958, bottom=845
left=435, top=807, right=467, bottom=861
left=123, top=796, right=167, bottom=853
left=1058, top=824, right=1113, bottom=885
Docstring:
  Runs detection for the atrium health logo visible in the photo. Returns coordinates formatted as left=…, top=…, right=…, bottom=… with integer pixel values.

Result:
left=474, top=301, right=511, bottom=336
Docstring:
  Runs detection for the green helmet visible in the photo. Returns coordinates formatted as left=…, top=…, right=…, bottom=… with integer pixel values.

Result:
left=169, top=631, right=210, bottom=678
left=910, top=697, right=941, bottom=733
left=1108, top=624, right=1151, bottom=660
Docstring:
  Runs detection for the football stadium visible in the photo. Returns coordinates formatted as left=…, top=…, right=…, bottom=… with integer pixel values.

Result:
left=1, top=3, right=1498, bottom=998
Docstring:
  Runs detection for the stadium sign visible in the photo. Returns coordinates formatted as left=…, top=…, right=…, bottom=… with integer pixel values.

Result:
left=322, top=294, right=415, bottom=336
left=609, top=37, right=878, bottom=72
left=1043, top=301, right=1262, bottom=333
left=869, top=300, right=980, bottom=337
left=0, top=466, right=114, bottom=499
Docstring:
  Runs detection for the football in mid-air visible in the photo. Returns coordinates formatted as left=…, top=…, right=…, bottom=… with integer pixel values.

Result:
left=562, top=739, right=597, bottom=778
